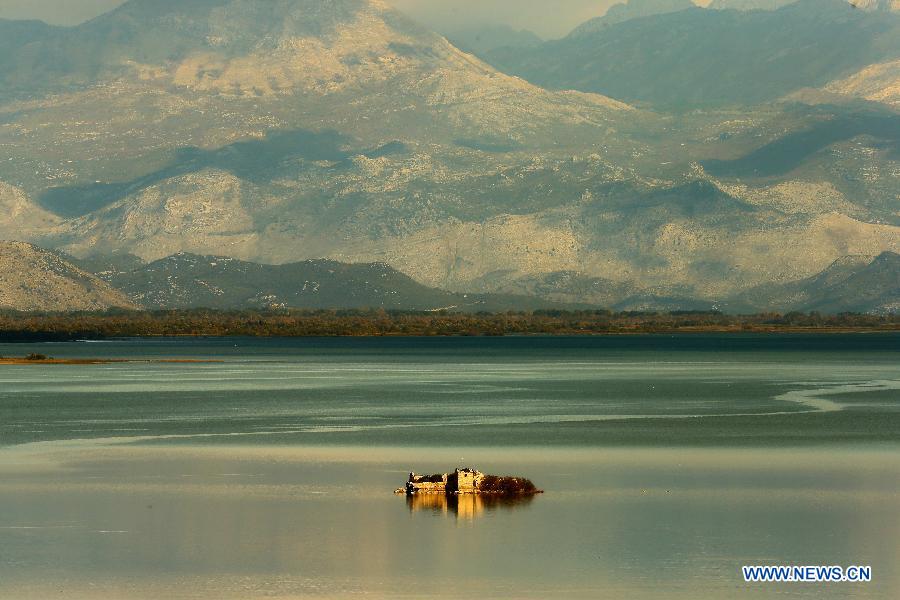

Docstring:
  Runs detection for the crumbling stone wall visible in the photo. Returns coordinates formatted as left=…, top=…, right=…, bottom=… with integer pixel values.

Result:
left=406, top=472, right=449, bottom=494
left=407, top=469, right=484, bottom=495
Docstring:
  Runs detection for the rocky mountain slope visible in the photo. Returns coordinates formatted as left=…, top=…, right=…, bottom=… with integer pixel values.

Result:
left=824, top=60, right=900, bottom=108
left=0, top=0, right=896, bottom=308
left=729, top=252, right=900, bottom=314
left=0, top=242, right=135, bottom=312
left=0, top=0, right=636, bottom=257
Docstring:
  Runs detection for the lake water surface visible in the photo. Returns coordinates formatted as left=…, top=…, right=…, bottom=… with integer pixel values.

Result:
left=0, top=335, right=898, bottom=598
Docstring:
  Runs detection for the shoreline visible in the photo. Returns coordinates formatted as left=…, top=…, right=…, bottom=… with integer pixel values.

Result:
left=0, top=358, right=223, bottom=365
left=1, top=327, right=899, bottom=342
left=0, top=311, right=897, bottom=341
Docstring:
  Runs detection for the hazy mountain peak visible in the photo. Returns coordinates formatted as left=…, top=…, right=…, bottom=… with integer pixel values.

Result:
left=706, top=0, right=900, bottom=11
left=95, top=0, right=421, bottom=59
left=706, top=0, right=798, bottom=10
left=92, top=0, right=447, bottom=51
left=488, top=0, right=900, bottom=108
left=570, top=0, right=695, bottom=36
left=1, top=0, right=439, bottom=97
left=445, top=24, right=543, bottom=55
left=101, top=0, right=376, bottom=27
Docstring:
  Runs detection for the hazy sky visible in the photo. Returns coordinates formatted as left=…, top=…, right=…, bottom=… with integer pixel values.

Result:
left=0, top=0, right=713, bottom=39
left=389, top=0, right=616, bottom=38
left=0, top=0, right=125, bottom=25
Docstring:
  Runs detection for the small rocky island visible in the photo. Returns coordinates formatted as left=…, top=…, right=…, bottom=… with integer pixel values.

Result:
left=397, top=468, right=542, bottom=496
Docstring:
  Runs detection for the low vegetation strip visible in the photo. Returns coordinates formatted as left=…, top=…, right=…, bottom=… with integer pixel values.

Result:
left=478, top=476, right=540, bottom=495
left=0, top=310, right=897, bottom=340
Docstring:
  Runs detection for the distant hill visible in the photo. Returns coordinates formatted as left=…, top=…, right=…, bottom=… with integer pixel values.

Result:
left=91, top=252, right=566, bottom=312
left=729, top=252, right=900, bottom=314
left=569, top=0, right=694, bottom=36
left=706, top=0, right=797, bottom=9
left=708, top=0, right=898, bottom=11
left=0, top=241, right=135, bottom=312
left=484, top=0, right=900, bottom=108
left=445, top=25, right=542, bottom=56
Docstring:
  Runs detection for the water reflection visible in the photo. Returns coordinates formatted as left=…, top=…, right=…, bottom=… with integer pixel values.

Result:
left=406, top=493, right=536, bottom=519
left=2, top=445, right=899, bottom=598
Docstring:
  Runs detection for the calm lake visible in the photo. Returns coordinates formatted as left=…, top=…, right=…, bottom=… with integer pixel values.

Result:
left=0, top=335, right=898, bottom=598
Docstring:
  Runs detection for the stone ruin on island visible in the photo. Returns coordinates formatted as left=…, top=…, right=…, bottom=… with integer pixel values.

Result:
left=397, top=468, right=541, bottom=496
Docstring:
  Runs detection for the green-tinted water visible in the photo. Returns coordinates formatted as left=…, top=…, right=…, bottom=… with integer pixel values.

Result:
left=0, top=335, right=897, bottom=598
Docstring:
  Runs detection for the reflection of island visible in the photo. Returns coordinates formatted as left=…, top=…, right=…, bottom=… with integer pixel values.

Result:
left=407, top=492, right=535, bottom=519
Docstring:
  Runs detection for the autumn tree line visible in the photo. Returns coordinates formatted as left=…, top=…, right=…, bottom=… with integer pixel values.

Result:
left=0, top=309, right=897, bottom=340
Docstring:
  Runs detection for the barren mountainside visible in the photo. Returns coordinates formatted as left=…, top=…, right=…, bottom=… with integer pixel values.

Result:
left=729, top=252, right=900, bottom=314
left=0, top=0, right=896, bottom=310
left=0, top=242, right=135, bottom=311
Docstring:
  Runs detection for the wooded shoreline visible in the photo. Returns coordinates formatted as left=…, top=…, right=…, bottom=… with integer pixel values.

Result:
left=0, top=310, right=897, bottom=340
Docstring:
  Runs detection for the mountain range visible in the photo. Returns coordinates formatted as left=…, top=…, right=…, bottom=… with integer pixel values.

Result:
left=0, top=0, right=897, bottom=313
left=728, top=252, right=900, bottom=314
left=485, top=0, right=900, bottom=108
left=0, top=242, right=564, bottom=312
left=1, top=241, right=895, bottom=314
left=77, top=251, right=564, bottom=312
